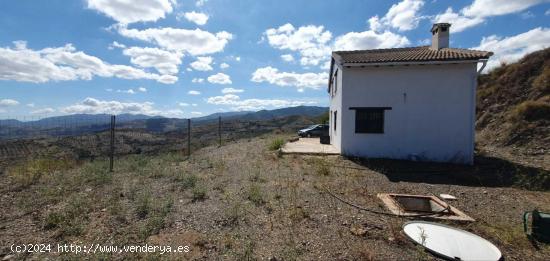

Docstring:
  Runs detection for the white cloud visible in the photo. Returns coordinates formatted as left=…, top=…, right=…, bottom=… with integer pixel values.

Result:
left=108, top=41, right=126, bottom=50
left=221, top=87, right=244, bottom=94
left=116, top=88, right=135, bottom=94
left=281, top=54, right=294, bottom=62
left=0, top=99, right=19, bottom=107
left=117, top=26, right=233, bottom=55
left=31, top=107, right=55, bottom=114
left=196, top=0, right=207, bottom=7
left=191, top=111, right=203, bottom=115
left=188, top=90, right=201, bottom=95
left=206, top=94, right=317, bottom=111
left=235, top=56, right=241, bottom=61
left=371, top=0, right=425, bottom=32
left=433, top=8, right=485, bottom=33
left=26, top=103, right=35, bottom=108
left=138, top=87, right=147, bottom=92
left=462, top=0, right=548, bottom=18
left=87, top=0, right=175, bottom=24
left=190, top=56, right=213, bottom=71
left=434, top=0, right=549, bottom=33
left=178, top=102, right=190, bottom=106
left=122, top=46, right=183, bottom=75
left=179, top=11, right=209, bottom=25
left=192, top=78, right=204, bottom=83
left=207, top=72, right=232, bottom=84
left=61, top=97, right=184, bottom=117
left=0, top=41, right=176, bottom=84
left=220, top=62, right=229, bottom=69
left=333, top=30, right=410, bottom=51
left=251, top=66, right=328, bottom=91
left=474, top=27, right=550, bottom=70
left=546, top=9, right=550, bottom=15
left=264, top=23, right=332, bottom=67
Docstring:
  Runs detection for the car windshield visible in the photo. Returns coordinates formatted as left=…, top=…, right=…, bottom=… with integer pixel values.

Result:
left=306, top=125, right=318, bottom=129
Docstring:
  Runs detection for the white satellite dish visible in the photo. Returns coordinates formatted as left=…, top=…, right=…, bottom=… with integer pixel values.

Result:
left=403, top=221, right=502, bottom=261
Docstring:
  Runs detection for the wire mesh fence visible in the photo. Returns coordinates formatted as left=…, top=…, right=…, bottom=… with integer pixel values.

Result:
left=0, top=114, right=316, bottom=170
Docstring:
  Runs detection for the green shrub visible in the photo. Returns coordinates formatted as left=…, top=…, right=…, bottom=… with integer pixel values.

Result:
left=179, top=174, right=198, bottom=189
left=509, top=99, right=550, bottom=122
left=8, top=158, right=75, bottom=188
left=268, top=138, right=285, bottom=151
left=247, top=184, right=264, bottom=205
left=135, top=193, right=151, bottom=219
left=192, top=184, right=207, bottom=201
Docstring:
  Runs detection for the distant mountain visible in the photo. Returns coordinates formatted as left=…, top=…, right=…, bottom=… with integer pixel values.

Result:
left=239, top=106, right=328, bottom=121
left=192, top=111, right=252, bottom=122
left=0, top=113, right=156, bottom=128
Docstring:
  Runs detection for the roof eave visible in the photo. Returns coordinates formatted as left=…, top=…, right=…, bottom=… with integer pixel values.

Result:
left=341, top=59, right=488, bottom=67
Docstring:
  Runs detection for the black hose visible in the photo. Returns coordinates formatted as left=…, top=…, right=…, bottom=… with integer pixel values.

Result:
left=322, top=186, right=451, bottom=218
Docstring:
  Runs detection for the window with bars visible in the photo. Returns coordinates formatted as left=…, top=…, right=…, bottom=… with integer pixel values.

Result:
left=351, top=107, right=391, bottom=133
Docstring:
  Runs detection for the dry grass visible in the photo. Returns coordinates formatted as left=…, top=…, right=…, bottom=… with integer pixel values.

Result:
left=1, top=135, right=549, bottom=260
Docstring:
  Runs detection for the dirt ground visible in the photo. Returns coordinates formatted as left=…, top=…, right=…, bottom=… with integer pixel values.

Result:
left=1, top=135, right=549, bottom=260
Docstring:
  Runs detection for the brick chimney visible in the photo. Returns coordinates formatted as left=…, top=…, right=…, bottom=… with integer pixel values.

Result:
left=430, top=23, right=451, bottom=50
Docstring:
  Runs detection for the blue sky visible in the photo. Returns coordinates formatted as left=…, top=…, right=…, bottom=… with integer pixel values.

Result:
left=0, top=0, right=549, bottom=119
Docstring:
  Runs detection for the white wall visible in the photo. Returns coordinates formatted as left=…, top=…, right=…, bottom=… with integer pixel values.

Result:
left=339, top=63, right=478, bottom=164
left=329, top=63, right=343, bottom=152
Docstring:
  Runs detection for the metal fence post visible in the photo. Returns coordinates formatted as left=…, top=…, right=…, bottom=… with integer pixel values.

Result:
left=187, top=118, right=191, bottom=157
left=218, top=116, right=221, bottom=147
left=110, top=115, right=115, bottom=172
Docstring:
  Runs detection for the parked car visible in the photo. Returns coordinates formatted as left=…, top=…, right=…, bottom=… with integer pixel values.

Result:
left=298, top=124, right=329, bottom=137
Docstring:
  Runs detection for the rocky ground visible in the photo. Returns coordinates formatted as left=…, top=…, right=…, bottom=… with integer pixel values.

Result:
left=1, top=135, right=549, bottom=260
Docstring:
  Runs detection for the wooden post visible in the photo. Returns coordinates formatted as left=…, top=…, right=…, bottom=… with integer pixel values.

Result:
left=109, top=115, right=115, bottom=172
left=218, top=116, right=221, bottom=147
left=187, top=118, right=191, bottom=157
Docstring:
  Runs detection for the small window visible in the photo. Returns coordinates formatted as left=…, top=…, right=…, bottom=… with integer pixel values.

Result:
left=352, top=108, right=391, bottom=134
left=333, top=70, right=338, bottom=95
left=333, top=110, right=337, bottom=131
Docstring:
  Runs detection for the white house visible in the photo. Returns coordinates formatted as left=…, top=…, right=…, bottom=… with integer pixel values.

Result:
left=328, top=23, right=492, bottom=165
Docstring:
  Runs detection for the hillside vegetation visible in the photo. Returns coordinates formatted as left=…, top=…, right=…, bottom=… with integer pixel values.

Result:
left=476, top=48, right=550, bottom=156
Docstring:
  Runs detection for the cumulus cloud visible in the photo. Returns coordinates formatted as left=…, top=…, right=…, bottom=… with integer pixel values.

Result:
left=333, top=30, right=410, bottom=51
left=0, top=99, right=19, bottom=107
left=122, top=46, right=183, bottom=75
left=190, top=56, right=213, bottom=71
left=251, top=66, right=328, bottom=91
left=188, top=90, right=201, bottom=95
left=207, top=73, right=232, bottom=84
left=206, top=94, right=317, bottom=111
left=264, top=23, right=332, bottom=67
left=220, top=62, right=229, bottom=69
left=191, top=111, right=203, bottom=115
left=179, top=11, right=209, bottom=25
left=221, top=87, right=244, bottom=94
left=87, top=0, right=175, bottom=24
left=192, top=78, right=204, bottom=83
left=178, top=102, right=190, bottom=106
left=281, top=54, right=294, bottom=62
left=31, top=107, right=55, bottom=114
left=474, top=27, right=550, bottom=70
left=116, top=88, right=135, bottom=94
left=138, top=87, right=147, bottom=92
left=434, top=0, right=549, bottom=33
left=0, top=41, right=176, bottom=84
left=108, top=41, right=126, bottom=50
left=370, top=0, right=425, bottom=32
left=117, top=26, right=233, bottom=55
left=61, top=97, right=184, bottom=117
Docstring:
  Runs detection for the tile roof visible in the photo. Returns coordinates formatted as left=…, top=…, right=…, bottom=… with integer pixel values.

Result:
left=333, top=46, right=493, bottom=64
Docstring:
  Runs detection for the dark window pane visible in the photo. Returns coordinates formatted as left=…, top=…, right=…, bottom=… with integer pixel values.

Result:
left=355, top=109, right=384, bottom=133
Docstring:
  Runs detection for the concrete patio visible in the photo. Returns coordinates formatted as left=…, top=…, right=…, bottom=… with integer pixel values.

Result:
left=281, top=138, right=340, bottom=155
